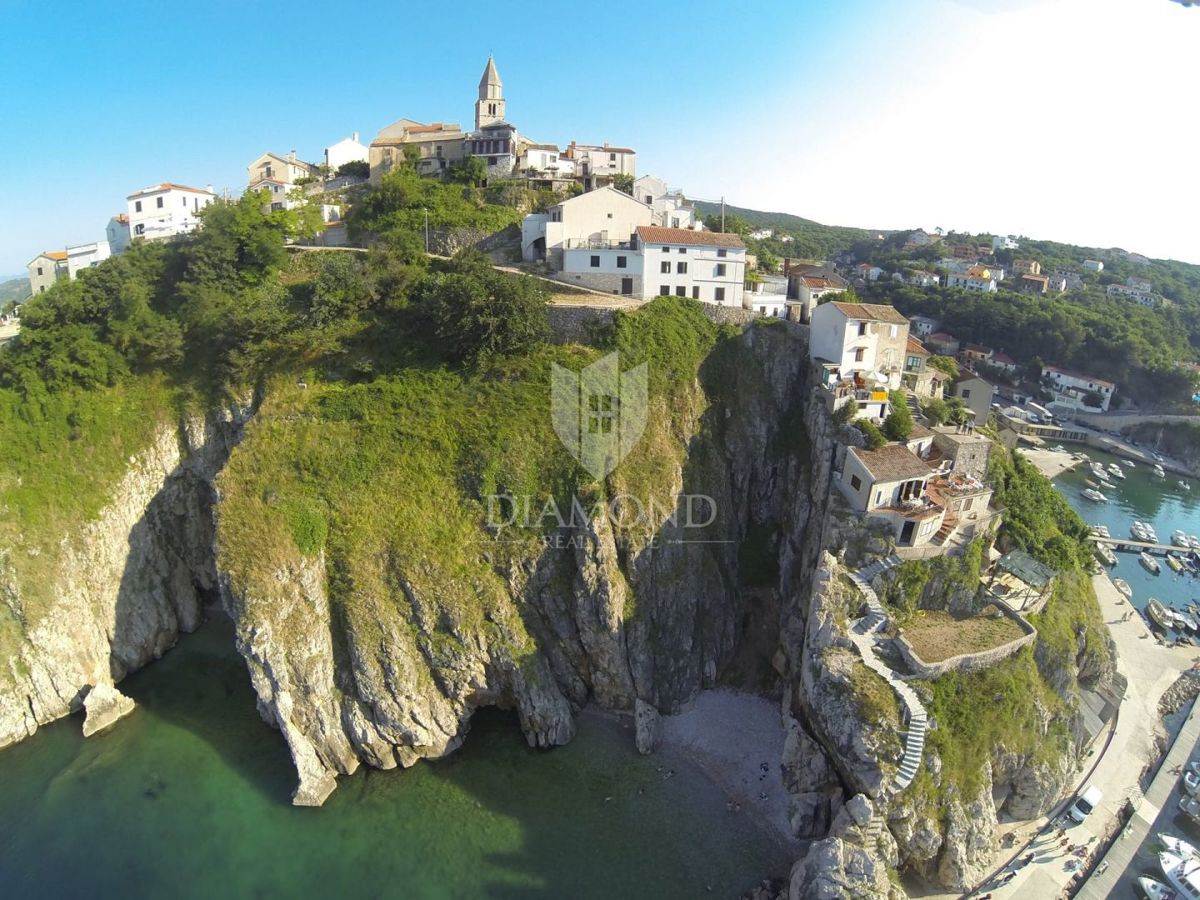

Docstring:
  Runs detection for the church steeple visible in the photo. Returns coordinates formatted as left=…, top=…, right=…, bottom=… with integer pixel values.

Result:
left=475, top=55, right=505, bottom=129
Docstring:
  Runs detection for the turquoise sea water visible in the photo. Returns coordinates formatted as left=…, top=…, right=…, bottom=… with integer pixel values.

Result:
left=0, top=619, right=787, bottom=899
left=1053, top=448, right=1200, bottom=615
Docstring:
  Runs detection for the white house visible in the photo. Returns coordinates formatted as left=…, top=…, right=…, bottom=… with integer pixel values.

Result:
left=785, top=273, right=847, bottom=324
left=66, top=241, right=111, bottom=279
left=908, top=270, right=939, bottom=287
left=992, top=235, right=1019, bottom=251
left=838, top=445, right=946, bottom=548
left=26, top=251, right=68, bottom=295
left=247, top=152, right=315, bottom=187
left=127, top=183, right=216, bottom=242
left=745, top=274, right=789, bottom=318
left=947, top=265, right=997, bottom=292
left=633, top=175, right=699, bottom=229
left=520, top=144, right=577, bottom=176
left=1082, top=259, right=1104, bottom=272
left=562, top=141, right=636, bottom=189
left=107, top=214, right=131, bottom=255
left=908, top=315, right=941, bottom=338
left=810, top=301, right=910, bottom=420
left=749, top=228, right=774, bottom=240
left=1041, top=365, right=1115, bottom=412
left=634, top=226, right=745, bottom=306
left=521, top=185, right=653, bottom=265
left=324, top=133, right=369, bottom=173
left=1106, top=283, right=1159, bottom=307
left=854, top=263, right=884, bottom=281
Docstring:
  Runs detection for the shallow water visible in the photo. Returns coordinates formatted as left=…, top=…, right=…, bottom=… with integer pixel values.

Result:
left=1054, top=448, right=1200, bottom=615
left=0, top=617, right=788, bottom=899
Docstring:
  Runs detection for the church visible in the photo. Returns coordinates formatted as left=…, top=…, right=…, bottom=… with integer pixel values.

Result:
left=367, top=56, right=525, bottom=181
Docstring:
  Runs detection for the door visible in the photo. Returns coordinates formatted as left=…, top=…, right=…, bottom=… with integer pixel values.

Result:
left=899, top=520, right=916, bottom=546
left=621, top=277, right=633, bottom=296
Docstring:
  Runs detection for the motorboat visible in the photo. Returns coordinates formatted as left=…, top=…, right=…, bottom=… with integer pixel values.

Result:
left=1113, top=578, right=1133, bottom=600
left=1090, top=524, right=1111, bottom=538
left=1095, top=544, right=1117, bottom=566
left=1175, top=531, right=1192, bottom=548
left=1142, top=552, right=1163, bottom=574
left=1109, top=466, right=1126, bottom=480
left=1149, top=598, right=1175, bottom=629
left=1189, top=536, right=1200, bottom=551
left=1082, top=488, right=1108, bottom=503
left=1181, top=480, right=1192, bottom=491
left=1163, top=834, right=1200, bottom=861
left=1173, top=604, right=1199, bottom=632
left=1169, top=556, right=1187, bottom=574
left=1134, top=522, right=1159, bottom=542
left=1139, top=874, right=1178, bottom=899
left=1155, top=465, right=1167, bottom=478
left=1086, top=478, right=1101, bottom=489
left=1159, top=849, right=1200, bottom=900
left=1124, top=459, right=1137, bottom=468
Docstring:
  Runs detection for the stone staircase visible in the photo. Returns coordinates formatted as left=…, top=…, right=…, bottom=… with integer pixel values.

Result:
left=847, top=557, right=929, bottom=792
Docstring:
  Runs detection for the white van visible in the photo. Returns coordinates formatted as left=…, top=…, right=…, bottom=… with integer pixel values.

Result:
left=1068, top=786, right=1103, bottom=823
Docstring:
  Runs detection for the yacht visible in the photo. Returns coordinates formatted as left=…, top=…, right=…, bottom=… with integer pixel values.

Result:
left=1160, top=849, right=1200, bottom=900
left=1142, top=552, right=1162, bottom=574
left=1183, top=796, right=1200, bottom=822
left=1095, top=544, right=1117, bottom=566
left=1189, top=536, right=1200, bottom=551
left=1124, top=459, right=1137, bottom=468
left=1149, top=598, right=1175, bottom=629
left=1186, top=771, right=1200, bottom=796
left=1162, top=835, right=1200, bottom=860
left=1174, top=604, right=1199, bottom=632
left=1113, top=578, right=1133, bottom=600
left=1138, top=875, right=1179, bottom=900
left=1109, top=466, right=1126, bottom=480
left=1089, top=524, right=1111, bottom=537
left=1174, top=531, right=1192, bottom=548
left=1082, top=488, right=1108, bottom=503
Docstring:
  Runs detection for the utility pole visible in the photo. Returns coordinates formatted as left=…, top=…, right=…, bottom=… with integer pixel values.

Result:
left=423, top=208, right=430, bottom=253
left=721, top=196, right=725, bottom=233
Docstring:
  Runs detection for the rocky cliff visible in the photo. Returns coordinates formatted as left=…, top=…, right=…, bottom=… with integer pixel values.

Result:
left=0, top=403, right=252, bottom=748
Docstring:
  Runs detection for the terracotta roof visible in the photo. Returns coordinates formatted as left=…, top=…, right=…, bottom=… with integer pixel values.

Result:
left=908, top=422, right=934, bottom=440
left=800, top=276, right=841, bottom=290
left=992, top=351, right=1016, bottom=365
left=926, top=332, right=958, bottom=342
left=906, top=336, right=930, bottom=355
left=43, top=250, right=67, bottom=261
left=962, top=343, right=993, bottom=355
left=850, top=444, right=934, bottom=482
left=127, top=182, right=215, bottom=199
left=1042, top=365, right=1115, bottom=390
left=636, top=226, right=745, bottom=249
left=827, top=301, right=908, bottom=324
left=1021, top=274, right=1049, bottom=283
left=111, top=213, right=129, bottom=223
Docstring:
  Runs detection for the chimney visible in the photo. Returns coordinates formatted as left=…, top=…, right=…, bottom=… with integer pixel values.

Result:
left=205, top=184, right=214, bottom=194
left=352, top=131, right=359, bottom=143
left=288, top=150, right=296, bottom=161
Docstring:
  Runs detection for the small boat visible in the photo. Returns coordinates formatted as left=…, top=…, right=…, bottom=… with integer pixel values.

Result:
left=1183, top=795, right=1200, bottom=825
left=1082, top=488, right=1108, bottom=502
left=1175, top=531, right=1192, bottom=548
left=1138, top=875, right=1177, bottom=900
left=1124, top=459, right=1136, bottom=468
left=1095, top=544, right=1117, bottom=566
left=1189, top=536, right=1200, bottom=551
left=1134, top=522, right=1157, bottom=542
left=1109, top=467, right=1126, bottom=480
left=1114, top=578, right=1133, bottom=600
left=1149, top=598, right=1174, bottom=628
left=1089, top=524, right=1110, bottom=537
left=1173, top=604, right=1199, bottom=631
left=1143, top=552, right=1163, bottom=574
left=1086, top=478, right=1101, bottom=489
left=1160, top=849, right=1200, bottom=899
left=1170, top=556, right=1187, bottom=574
left=1181, top=480, right=1192, bottom=491
left=1155, top=465, right=1167, bottom=478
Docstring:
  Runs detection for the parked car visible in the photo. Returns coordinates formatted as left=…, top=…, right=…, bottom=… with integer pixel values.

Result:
left=1068, top=786, right=1103, bottom=823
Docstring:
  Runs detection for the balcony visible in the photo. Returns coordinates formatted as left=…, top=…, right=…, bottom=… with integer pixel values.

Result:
left=564, top=238, right=635, bottom=250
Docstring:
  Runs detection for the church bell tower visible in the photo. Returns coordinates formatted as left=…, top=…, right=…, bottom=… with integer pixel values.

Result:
left=475, top=55, right=505, bottom=129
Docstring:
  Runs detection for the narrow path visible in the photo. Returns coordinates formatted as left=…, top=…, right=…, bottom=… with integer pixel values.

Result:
left=847, top=557, right=929, bottom=792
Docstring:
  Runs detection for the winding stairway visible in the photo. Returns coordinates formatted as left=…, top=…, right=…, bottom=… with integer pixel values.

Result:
left=848, top=556, right=929, bottom=791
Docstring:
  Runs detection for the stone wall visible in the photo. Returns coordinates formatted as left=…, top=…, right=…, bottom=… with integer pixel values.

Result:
left=551, top=271, right=641, bottom=295
left=892, top=601, right=1037, bottom=679
left=546, top=302, right=804, bottom=345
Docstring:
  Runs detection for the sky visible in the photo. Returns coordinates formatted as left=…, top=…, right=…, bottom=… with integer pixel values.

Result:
left=0, top=0, right=1197, bottom=275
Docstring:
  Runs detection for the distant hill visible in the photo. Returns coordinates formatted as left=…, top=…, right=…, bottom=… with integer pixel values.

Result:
left=693, top=201, right=874, bottom=262
left=0, top=277, right=30, bottom=306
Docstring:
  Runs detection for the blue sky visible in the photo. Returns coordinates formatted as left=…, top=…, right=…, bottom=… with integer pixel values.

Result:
left=1, top=0, right=1197, bottom=275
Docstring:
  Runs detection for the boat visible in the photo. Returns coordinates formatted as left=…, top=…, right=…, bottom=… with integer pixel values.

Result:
left=1170, top=556, right=1187, bottom=574
left=1089, top=524, right=1110, bottom=537
left=1155, top=465, right=1167, bottom=478
left=1189, top=536, right=1200, bottom=551
left=1175, top=531, right=1192, bottom=548
left=1181, top=480, right=1192, bottom=491
left=1159, top=849, right=1200, bottom=900
left=1173, top=604, right=1199, bottom=632
left=1095, top=544, right=1117, bottom=566
left=1184, top=795, right=1200, bottom=825
left=1086, top=478, right=1101, bottom=489
left=1139, top=875, right=1179, bottom=900
left=1134, top=522, right=1158, bottom=542
left=1082, top=488, right=1108, bottom=502
left=1163, top=836, right=1200, bottom=860
left=1109, top=466, right=1126, bottom=480
left=1114, top=578, right=1133, bottom=600
left=1143, top=552, right=1163, bottom=574
left=1149, top=598, right=1174, bottom=629
left=1124, top=459, right=1137, bottom=468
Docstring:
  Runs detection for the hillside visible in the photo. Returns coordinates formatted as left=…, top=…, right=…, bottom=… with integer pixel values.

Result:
left=693, top=200, right=874, bottom=262
left=0, top=277, right=30, bottom=306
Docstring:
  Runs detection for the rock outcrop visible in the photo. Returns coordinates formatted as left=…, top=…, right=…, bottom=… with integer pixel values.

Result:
left=80, top=683, right=136, bottom=737
left=0, top=403, right=253, bottom=748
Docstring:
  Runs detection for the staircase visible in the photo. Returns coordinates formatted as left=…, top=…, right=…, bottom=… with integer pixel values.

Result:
left=847, top=557, right=930, bottom=792
left=931, top=519, right=956, bottom=546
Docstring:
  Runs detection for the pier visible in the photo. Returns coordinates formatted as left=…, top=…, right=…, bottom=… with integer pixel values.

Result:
left=1089, top=535, right=1199, bottom=556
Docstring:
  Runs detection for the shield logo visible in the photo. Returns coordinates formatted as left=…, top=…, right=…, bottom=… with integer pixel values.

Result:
left=551, top=352, right=648, bottom=479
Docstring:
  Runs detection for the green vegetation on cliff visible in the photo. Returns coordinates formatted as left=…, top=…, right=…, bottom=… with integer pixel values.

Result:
left=989, top=445, right=1091, bottom=570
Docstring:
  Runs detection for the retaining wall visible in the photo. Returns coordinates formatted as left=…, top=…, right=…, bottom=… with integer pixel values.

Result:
left=546, top=302, right=797, bottom=345
left=892, top=600, right=1037, bottom=679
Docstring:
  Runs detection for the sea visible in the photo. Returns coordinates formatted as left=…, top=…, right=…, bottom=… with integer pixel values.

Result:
left=1053, top=447, right=1200, bottom=617
left=0, top=618, right=788, bottom=899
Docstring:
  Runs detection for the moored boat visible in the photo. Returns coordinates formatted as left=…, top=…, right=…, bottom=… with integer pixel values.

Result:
left=1181, top=480, right=1192, bottom=491
left=1170, top=555, right=1187, bottom=574
left=1149, top=598, right=1174, bottom=629
left=1124, top=459, right=1136, bottom=468
left=1162, top=834, right=1200, bottom=861
left=1082, top=488, right=1108, bottom=503
left=1143, top=552, right=1163, bottom=574
left=1173, top=604, right=1199, bottom=632
left=1095, top=544, right=1117, bottom=566
left=1114, top=578, right=1133, bottom=600
left=1159, top=848, right=1200, bottom=900
left=1174, top=531, right=1191, bottom=548
left=1138, top=874, right=1177, bottom=900
left=1155, top=464, right=1167, bottom=478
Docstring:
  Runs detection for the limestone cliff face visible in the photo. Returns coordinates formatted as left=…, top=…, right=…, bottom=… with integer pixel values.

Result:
left=0, top=404, right=252, bottom=748
left=214, top=323, right=829, bottom=805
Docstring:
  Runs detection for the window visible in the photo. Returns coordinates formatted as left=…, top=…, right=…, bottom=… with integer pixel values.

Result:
left=857, top=322, right=868, bottom=336
left=675, top=286, right=686, bottom=297
left=854, top=348, right=865, bottom=362
left=661, top=261, right=671, bottom=274
left=606, top=213, right=613, bottom=219
left=156, top=197, right=164, bottom=208
left=644, top=195, right=653, bottom=204
left=677, top=262, right=687, bottom=274
left=660, top=285, right=670, bottom=296
left=39, top=285, right=46, bottom=292
left=717, top=249, right=727, bottom=258
left=961, top=389, right=971, bottom=399
left=715, top=263, right=726, bottom=277
left=715, top=287, right=726, bottom=302
left=662, top=246, right=670, bottom=253
left=678, top=247, right=687, bottom=253
left=590, top=255, right=600, bottom=268
left=875, top=490, right=883, bottom=505
left=671, top=217, right=679, bottom=228
left=135, top=200, right=143, bottom=212
left=889, top=325, right=897, bottom=338
left=850, top=475, right=862, bottom=491
left=617, top=256, right=627, bottom=269
left=134, top=224, right=145, bottom=235
left=692, top=287, right=700, bottom=299
left=182, top=197, right=187, bottom=206
left=609, top=152, right=616, bottom=161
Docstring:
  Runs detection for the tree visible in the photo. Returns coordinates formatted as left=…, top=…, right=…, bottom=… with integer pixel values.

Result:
left=883, top=391, right=914, bottom=441
left=448, top=157, right=487, bottom=186
left=922, top=396, right=949, bottom=425
left=856, top=419, right=887, bottom=449
left=335, top=160, right=369, bottom=179
left=833, top=397, right=859, bottom=425
left=756, top=248, right=780, bottom=274
left=417, top=251, right=549, bottom=365
left=702, top=212, right=750, bottom=236
left=611, top=173, right=634, bottom=195
left=928, top=355, right=959, bottom=379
